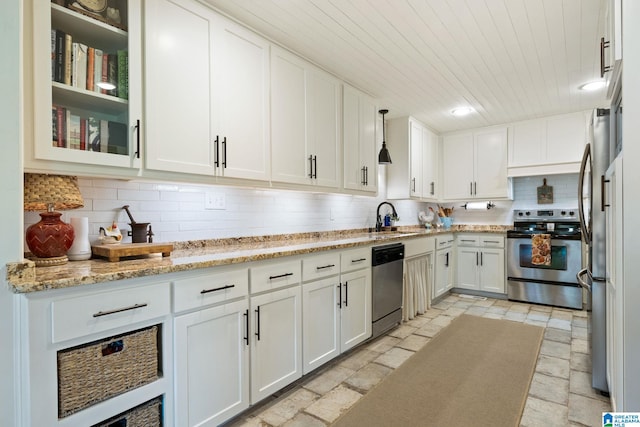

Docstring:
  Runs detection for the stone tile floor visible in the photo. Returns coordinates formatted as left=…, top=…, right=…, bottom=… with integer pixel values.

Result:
left=225, top=293, right=611, bottom=427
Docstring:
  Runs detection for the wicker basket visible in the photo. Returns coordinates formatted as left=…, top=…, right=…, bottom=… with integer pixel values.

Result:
left=92, top=396, right=162, bottom=427
left=57, top=325, right=160, bottom=418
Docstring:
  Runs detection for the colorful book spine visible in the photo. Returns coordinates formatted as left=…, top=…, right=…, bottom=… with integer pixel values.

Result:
left=86, top=47, right=95, bottom=91
left=69, top=114, right=81, bottom=150
left=51, top=30, right=56, bottom=81
left=79, top=118, right=87, bottom=150
left=100, top=119, right=109, bottom=152
left=93, top=49, right=103, bottom=93
left=101, top=53, right=109, bottom=94
left=117, top=50, right=128, bottom=100
left=64, top=33, right=72, bottom=85
left=56, top=106, right=66, bottom=148
left=54, top=30, right=65, bottom=83
left=51, top=106, right=58, bottom=147
left=107, top=54, right=117, bottom=96
left=72, top=43, right=88, bottom=90
left=89, top=117, right=100, bottom=151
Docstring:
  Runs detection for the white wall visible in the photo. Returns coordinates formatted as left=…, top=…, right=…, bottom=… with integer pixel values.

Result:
left=1, top=0, right=24, bottom=425
left=24, top=169, right=432, bottom=244
left=24, top=173, right=581, bottom=245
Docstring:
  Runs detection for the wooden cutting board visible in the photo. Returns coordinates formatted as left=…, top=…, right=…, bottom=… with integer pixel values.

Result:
left=92, top=243, right=173, bottom=262
left=537, top=178, right=553, bottom=204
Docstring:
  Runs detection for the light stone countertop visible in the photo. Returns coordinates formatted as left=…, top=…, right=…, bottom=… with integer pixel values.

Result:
left=7, top=224, right=511, bottom=293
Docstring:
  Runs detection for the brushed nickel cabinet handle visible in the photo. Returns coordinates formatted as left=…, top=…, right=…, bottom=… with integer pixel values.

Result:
left=93, top=303, right=148, bottom=318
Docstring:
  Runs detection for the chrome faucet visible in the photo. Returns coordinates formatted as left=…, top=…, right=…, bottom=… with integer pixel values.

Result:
left=376, top=201, right=398, bottom=232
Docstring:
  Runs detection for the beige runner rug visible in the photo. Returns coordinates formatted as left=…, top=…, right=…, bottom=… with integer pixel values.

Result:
left=332, top=314, right=544, bottom=427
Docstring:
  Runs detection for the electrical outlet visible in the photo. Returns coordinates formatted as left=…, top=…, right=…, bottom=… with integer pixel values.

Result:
left=205, top=192, right=226, bottom=210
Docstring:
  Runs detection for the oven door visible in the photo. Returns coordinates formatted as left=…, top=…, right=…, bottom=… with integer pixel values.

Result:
left=507, top=235, right=582, bottom=284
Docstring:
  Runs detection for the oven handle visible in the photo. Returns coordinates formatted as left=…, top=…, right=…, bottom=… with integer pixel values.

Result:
left=576, top=268, right=592, bottom=292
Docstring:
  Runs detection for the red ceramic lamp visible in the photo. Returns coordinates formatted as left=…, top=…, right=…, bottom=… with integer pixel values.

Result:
left=24, top=174, right=84, bottom=266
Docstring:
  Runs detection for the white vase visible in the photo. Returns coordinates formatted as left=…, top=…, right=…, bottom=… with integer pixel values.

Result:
left=67, top=217, right=92, bottom=261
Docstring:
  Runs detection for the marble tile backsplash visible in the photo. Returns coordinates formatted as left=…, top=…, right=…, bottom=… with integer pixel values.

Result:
left=23, top=172, right=579, bottom=245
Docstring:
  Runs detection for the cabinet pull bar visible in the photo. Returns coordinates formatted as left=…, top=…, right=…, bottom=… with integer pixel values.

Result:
left=480, top=252, right=483, bottom=266
left=412, top=177, right=416, bottom=193
left=255, top=306, right=261, bottom=341
left=269, top=272, right=294, bottom=280
left=308, top=155, right=314, bottom=178
left=601, top=175, right=611, bottom=210
left=445, top=252, right=449, bottom=267
left=365, top=166, right=368, bottom=186
left=361, top=166, right=366, bottom=185
left=474, top=181, right=477, bottom=195
left=338, top=283, right=342, bottom=309
left=484, top=240, right=500, bottom=244
left=476, top=252, right=479, bottom=266
left=134, top=119, right=140, bottom=158
left=600, top=37, right=611, bottom=77
left=470, top=182, right=473, bottom=196
left=316, top=264, right=335, bottom=270
left=200, top=284, right=235, bottom=294
left=243, top=309, right=249, bottom=345
left=93, top=303, right=147, bottom=318
left=430, top=181, right=434, bottom=196
left=351, top=258, right=367, bottom=263
left=344, top=281, right=348, bottom=306
left=461, top=239, right=475, bottom=242
left=222, top=136, right=227, bottom=168
left=313, top=155, right=317, bottom=179
left=214, top=135, right=220, bottom=167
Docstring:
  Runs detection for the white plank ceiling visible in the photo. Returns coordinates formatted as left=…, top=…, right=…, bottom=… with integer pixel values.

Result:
left=203, top=0, right=608, bottom=133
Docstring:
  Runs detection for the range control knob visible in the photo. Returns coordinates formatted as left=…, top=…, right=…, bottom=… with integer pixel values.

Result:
left=561, top=210, right=567, bottom=216
left=525, top=211, right=531, bottom=216
left=518, top=212, right=524, bottom=217
left=569, top=211, right=575, bottom=216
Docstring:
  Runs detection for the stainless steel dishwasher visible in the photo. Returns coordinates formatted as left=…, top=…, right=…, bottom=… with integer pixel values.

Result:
left=371, top=243, right=404, bottom=339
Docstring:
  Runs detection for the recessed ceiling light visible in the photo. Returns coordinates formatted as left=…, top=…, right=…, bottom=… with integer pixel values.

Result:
left=579, top=81, right=606, bottom=91
left=451, top=107, right=474, bottom=117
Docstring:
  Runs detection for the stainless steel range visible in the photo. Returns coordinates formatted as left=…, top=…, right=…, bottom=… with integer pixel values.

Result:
left=507, top=209, right=583, bottom=309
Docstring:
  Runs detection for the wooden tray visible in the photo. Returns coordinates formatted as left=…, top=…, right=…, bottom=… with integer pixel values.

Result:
left=92, top=243, right=173, bottom=262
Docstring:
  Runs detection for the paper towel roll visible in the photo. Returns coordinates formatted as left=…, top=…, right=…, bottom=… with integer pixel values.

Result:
left=465, top=202, right=490, bottom=210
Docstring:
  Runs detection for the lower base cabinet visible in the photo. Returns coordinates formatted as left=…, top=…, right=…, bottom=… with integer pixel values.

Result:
left=456, top=235, right=505, bottom=294
left=174, top=299, right=250, bottom=427
left=250, top=286, right=302, bottom=403
left=433, top=235, right=455, bottom=299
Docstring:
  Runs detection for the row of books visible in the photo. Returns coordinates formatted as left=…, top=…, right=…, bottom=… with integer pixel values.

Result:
left=52, top=105, right=128, bottom=155
left=51, top=29, right=128, bottom=100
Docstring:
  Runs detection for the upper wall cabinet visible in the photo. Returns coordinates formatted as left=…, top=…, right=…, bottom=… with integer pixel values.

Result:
left=442, top=127, right=509, bottom=201
left=507, top=111, right=588, bottom=177
left=603, top=0, right=622, bottom=99
left=27, top=0, right=142, bottom=176
left=343, top=85, right=378, bottom=194
left=271, top=47, right=341, bottom=189
left=386, top=117, right=439, bottom=201
left=144, top=0, right=270, bottom=181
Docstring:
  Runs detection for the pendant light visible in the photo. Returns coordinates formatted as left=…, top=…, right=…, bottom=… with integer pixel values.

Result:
left=378, top=109, right=392, bottom=164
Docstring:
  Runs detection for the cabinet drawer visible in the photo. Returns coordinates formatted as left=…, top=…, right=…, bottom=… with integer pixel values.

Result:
left=456, top=235, right=480, bottom=246
left=480, top=235, right=505, bottom=248
left=404, top=237, right=435, bottom=257
left=173, top=267, right=249, bottom=313
left=250, top=259, right=301, bottom=294
left=51, top=282, right=170, bottom=344
left=303, top=252, right=340, bottom=281
left=435, top=234, right=455, bottom=250
left=341, top=247, right=371, bottom=273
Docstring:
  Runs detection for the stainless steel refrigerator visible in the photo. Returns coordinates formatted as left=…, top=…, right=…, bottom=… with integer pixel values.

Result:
left=577, top=108, right=610, bottom=395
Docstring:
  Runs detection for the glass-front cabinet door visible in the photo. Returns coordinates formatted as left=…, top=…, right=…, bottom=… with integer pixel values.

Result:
left=28, top=0, right=142, bottom=174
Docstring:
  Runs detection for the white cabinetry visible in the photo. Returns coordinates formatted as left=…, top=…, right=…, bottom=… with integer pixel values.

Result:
left=433, top=234, right=455, bottom=299
left=249, top=259, right=302, bottom=403
left=508, top=111, right=588, bottom=177
left=455, top=235, right=505, bottom=294
left=28, top=1, right=142, bottom=176
left=386, top=117, right=438, bottom=200
left=343, top=84, right=378, bottom=193
left=173, top=267, right=250, bottom=427
left=144, top=0, right=270, bottom=181
left=442, top=127, right=509, bottom=200
left=603, top=0, right=622, bottom=98
left=301, top=249, right=371, bottom=374
left=271, top=47, right=341, bottom=188
left=20, top=279, right=172, bottom=426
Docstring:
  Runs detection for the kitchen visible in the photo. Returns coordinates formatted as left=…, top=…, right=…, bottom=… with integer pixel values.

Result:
left=2, top=0, right=640, bottom=426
